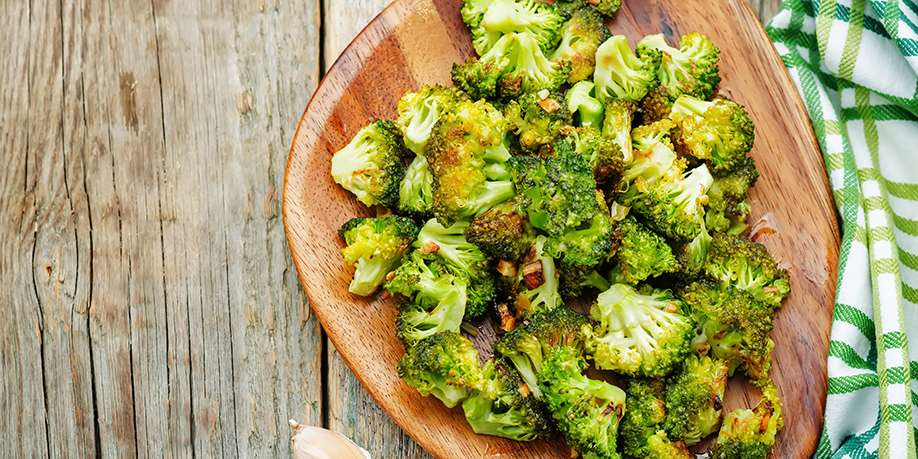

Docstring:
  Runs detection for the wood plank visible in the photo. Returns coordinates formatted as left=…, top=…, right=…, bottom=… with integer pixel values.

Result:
left=759, top=0, right=784, bottom=22
left=320, top=1, right=431, bottom=457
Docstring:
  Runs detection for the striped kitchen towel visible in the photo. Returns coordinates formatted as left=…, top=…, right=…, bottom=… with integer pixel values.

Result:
left=766, top=0, right=918, bottom=457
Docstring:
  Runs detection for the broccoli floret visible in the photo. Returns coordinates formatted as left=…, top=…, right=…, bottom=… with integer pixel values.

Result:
left=705, top=157, right=759, bottom=233
left=505, top=89, right=571, bottom=152
left=620, top=380, right=692, bottom=459
left=388, top=253, right=469, bottom=344
left=583, top=284, right=692, bottom=377
left=509, top=236, right=563, bottom=318
left=637, top=33, right=720, bottom=101
left=415, top=219, right=497, bottom=320
left=552, top=7, right=609, bottom=83
left=461, top=0, right=563, bottom=55
left=594, top=35, right=661, bottom=102
left=452, top=32, right=569, bottom=100
left=552, top=126, right=624, bottom=185
left=510, top=151, right=599, bottom=236
left=699, top=233, right=790, bottom=308
left=679, top=280, right=775, bottom=380
left=396, top=85, right=466, bottom=155
left=670, top=96, right=755, bottom=173
left=466, top=197, right=534, bottom=261
left=546, top=191, right=616, bottom=297
left=556, top=0, right=622, bottom=17
left=639, top=86, right=674, bottom=124
left=462, top=359, right=552, bottom=440
left=602, top=99, right=638, bottom=163
left=537, top=345, right=626, bottom=459
left=495, top=306, right=586, bottom=399
left=663, top=354, right=729, bottom=445
left=331, top=120, right=409, bottom=207
left=398, top=331, right=483, bottom=408
left=712, top=383, right=783, bottom=459
left=612, top=216, right=680, bottom=284
left=398, top=155, right=434, bottom=217
left=339, top=216, right=419, bottom=296
left=566, top=81, right=605, bottom=127
left=427, top=99, right=515, bottom=224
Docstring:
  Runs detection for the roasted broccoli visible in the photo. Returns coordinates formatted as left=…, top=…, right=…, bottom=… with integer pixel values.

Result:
left=415, top=219, right=497, bottom=320
left=387, top=252, right=468, bottom=343
left=461, top=0, right=564, bottom=55
left=602, top=99, right=638, bottom=163
left=583, top=284, right=692, bottom=377
left=510, top=151, right=599, bottom=236
left=679, top=280, right=775, bottom=380
left=566, top=81, right=605, bottom=127
left=546, top=191, right=616, bottom=297
left=551, top=7, right=609, bottom=83
left=398, top=331, right=483, bottom=407
left=339, top=216, right=419, bottom=296
left=556, top=0, right=622, bottom=17
left=705, top=157, right=759, bottom=233
left=331, top=120, right=409, bottom=207
left=462, top=359, right=552, bottom=440
left=466, top=196, right=534, bottom=261
left=594, top=35, right=661, bottom=102
left=552, top=126, right=624, bottom=184
left=398, top=155, right=434, bottom=216
left=637, top=33, right=720, bottom=102
left=611, top=216, right=680, bottom=284
left=427, top=99, right=515, bottom=223
left=712, top=383, right=783, bottom=459
left=507, top=236, right=563, bottom=318
left=663, top=354, right=729, bottom=445
left=670, top=95, right=755, bottom=173
left=452, top=32, right=569, bottom=100
left=504, top=89, right=571, bottom=152
left=696, top=233, right=790, bottom=308
left=620, top=380, right=691, bottom=459
left=495, top=306, right=586, bottom=398
left=396, top=85, right=466, bottom=154
left=538, top=345, right=626, bottom=459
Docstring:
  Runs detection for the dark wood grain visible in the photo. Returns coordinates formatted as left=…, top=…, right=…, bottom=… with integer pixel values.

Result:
left=283, top=0, right=839, bottom=458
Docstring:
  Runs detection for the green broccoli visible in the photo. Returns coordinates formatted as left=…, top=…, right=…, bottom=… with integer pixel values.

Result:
left=396, top=85, right=466, bottom=154
left=462, top=359, right=552, bottom=440
left=593, top=35, right=661, bottom=102
left=398, top=331, right=483, bottom=408
left=398, top=155, right=434, bottom=217
left=697, top=233, right=790, bottom=308
left=537, top=345, right=626, bottom=459
left=504, top=89, right=571, bottom=152
left=670, top=95, right=755, bottom=173
left=602, top=99, right=638, bottom=163
left=546, top=191, right=616, bottom=297
left=620, top=380, right=692, bottom=459
left=552, top=126, right=624, bottom=184
left=510, top=151, right=599, bottom=236
left=556, top=0, right=622, bottom=17
left=461, top=0, right=564, bottom=55
left=466, top=196, right=534, bottom=261
left=452, top=32, right=569, bottom=100
left=705, top=157, right=759, bottom=233
left=427, top=99, right=515, bottom=224
left=636, top=33, right=720, bottom=102
left=612, top=216, right=680, bottom=284
left=495, top=306, right=586, bottom=399
left=387, top=252, right=469, bottom=343
left=508, top=236, right=563, bottom=318
left=339, top=216, right=419, bottom=296
left=679, top=280, right=776, bottom=380
left=583, top=284, right=692, bottom=377
left=414, top=219, right=497, bottom=320
left=331, top=120, right=410, bottom=208
left=712, top=383, right=783, bottom=459
left=551, top=7, right=609, bottom=83
left=566, top=81, right=605, bottom=127
left=663, top=354, right=729, bottom=445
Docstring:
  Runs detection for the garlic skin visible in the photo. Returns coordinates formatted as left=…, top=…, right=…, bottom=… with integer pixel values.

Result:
left=289, top=420, right=372, bottom=459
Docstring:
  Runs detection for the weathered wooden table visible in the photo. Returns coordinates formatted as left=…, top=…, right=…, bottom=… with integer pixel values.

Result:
left=1, top=1, right=782, bottom=457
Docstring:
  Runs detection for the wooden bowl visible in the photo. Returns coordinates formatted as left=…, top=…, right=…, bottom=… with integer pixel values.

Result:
left=283, top=0, right=840, bottom=457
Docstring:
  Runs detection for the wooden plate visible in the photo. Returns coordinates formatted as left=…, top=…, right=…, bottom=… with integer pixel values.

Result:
left=283, top=0, right=840, bottom=457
